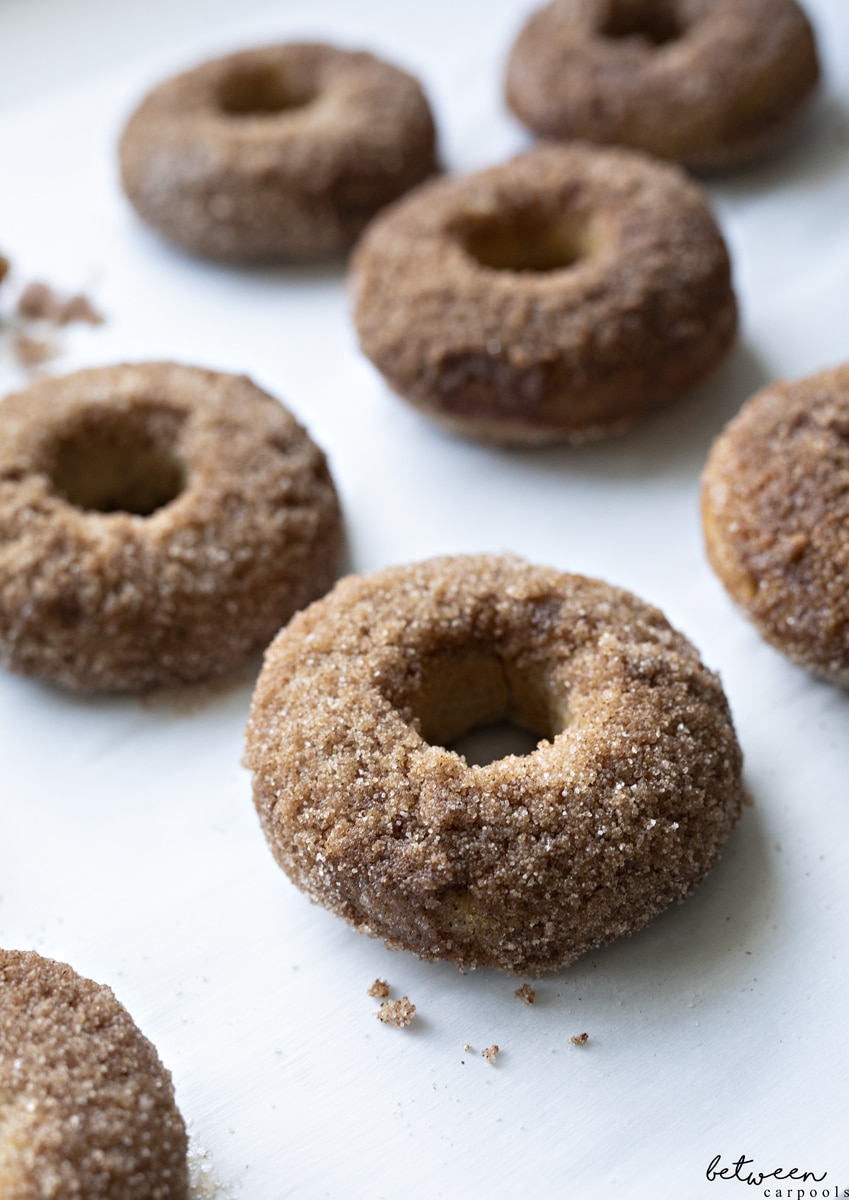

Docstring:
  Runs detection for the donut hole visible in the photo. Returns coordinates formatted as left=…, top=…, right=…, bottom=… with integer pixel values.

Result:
left=49, top=407, right=187, bottom=516
left=218, top=64, right=315, bottom=117
left=450, top=721, right=541, bottom=767
left=406, top=647, right=569, bottom=762
left=598, top=1, right=683, bottom=46
left=461, top=212, right=590, bottom=274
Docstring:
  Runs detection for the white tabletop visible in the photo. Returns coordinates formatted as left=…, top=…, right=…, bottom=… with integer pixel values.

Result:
left=1, top=2, right=849, bottom=1198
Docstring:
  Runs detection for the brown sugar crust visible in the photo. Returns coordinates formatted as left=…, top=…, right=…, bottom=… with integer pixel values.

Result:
left=119, top=43, right=437, bottom=262
left=505, top=0, right=820, bottom=171
left=0, top=948, right=188, bottom=1199
left=702, top=364, right=849, bottom=687
left=245, top=554, right=744, bottom=973
left=0, top=362, right=342, bottom=692
left=351, top=144, right=736, bottom=446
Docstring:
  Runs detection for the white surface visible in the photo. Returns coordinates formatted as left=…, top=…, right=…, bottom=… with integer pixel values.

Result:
left=1, top=2, right=849, bottom=1198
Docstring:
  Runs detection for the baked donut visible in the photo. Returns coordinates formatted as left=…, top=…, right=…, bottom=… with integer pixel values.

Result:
left=352, top=143, right=737, bottom=445
left=245, top=554, right=744, bottom=974
left=0, top=362, right=342, bottom=692
left=505, top=0, right=820, bottom=170
left=119, top=43, right=437, bottom=262
left=702, top=364, right=849, bottom=688
left=0, top=948, right=187, bottom=1199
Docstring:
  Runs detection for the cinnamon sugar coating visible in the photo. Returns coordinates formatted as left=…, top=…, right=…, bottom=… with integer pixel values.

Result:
left=505, top=0, right=820, bottom=170
left=702, top=364, right=849, bottom=687
left=0, top=949, right=188, bottom=1200
left=0, top=362, right=342, bottom=692
left=119, top=43, right=437, bottom=262
left=351, top=144, right=736, bottom=445
left=245, top=555, right=744, bottom=973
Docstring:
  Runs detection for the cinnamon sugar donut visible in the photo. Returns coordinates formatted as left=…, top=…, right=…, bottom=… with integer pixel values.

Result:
left=0, top=362, right=342, bottom=692
left=119, top=43, right=437, bottom=262
left=245, top=554, right=744, bottom=974
left=505, top=0, right=820, bottom=170
left=352, top=143, right=737, bottom=445
left=0, top=948, right=188, bottom=1199
left=702, top=364, right=849, bottom=687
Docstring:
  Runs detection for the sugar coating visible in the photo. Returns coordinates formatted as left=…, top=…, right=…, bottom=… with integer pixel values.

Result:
left=245, top=554, right=744, bottom=974
left=505, top=0, right=820, bottom=170
left=119, top=43, right=437, bottom=263
left=0, top=362, right=342, bottom=692
left=352, top=144, right=736, bottom=445
left=0, top=949, right=188, bottom=1199
left=702, top=363, right=849, bottom=688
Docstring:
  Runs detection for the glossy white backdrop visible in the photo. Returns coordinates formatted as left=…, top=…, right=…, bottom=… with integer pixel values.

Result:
left=1, top=2, right=849, bottom=1197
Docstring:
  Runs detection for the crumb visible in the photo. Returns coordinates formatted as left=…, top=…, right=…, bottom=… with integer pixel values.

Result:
left=376, top=996, right=416, bottom=1027
left=515, top=983, right=535, bottom=1005
left=16, top=282, right=102, bottom=326
left=12, top=332, right=58, bottom=367
left=17, top=281, right=62, bottom=321
left=367, top=978, right=390, bottom=999
left=481, top=1044, right=500, bottom=1065
left=58, top=292, right=104, bottom=326
left=463, top=1043, right=473, bottom=1052
left=570, top=1032, right=589, bottom=1046
left=5, top=276, right=104, bottom=373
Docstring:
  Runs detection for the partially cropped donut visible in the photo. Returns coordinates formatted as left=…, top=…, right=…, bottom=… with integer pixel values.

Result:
left=0, top=948, right=187, bottom=1199
left=352, top=143, right=736, bottom=445
left=245, top=554, right=744, bottom=974
left=702, top=364, right=849, bottom=688
left=505, top=0, right=820, bottom=170
left=119, top=43, right=437, bottom=262
left=0, top=363, right=342, bottom=691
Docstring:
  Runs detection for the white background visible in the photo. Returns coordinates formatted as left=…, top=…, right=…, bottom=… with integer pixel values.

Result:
left=1, top=2, right=848, bottom=1197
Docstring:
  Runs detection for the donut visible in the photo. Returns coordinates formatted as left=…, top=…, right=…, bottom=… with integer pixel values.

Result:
left=245, top=554, right=744, bottom=974
left=702, top=364, right=849, bottom=688
left=119, top=43, right=438, bottom=262
left=0, top=362, right=343, bottom=692
left=0, top=948, right=188, bottom=1199
left=505, top=0, right=820, bottom=170
left=352, top=143, right=737, bottom=445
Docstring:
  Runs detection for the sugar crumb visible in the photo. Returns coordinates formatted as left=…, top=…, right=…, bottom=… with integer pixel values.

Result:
left=12, top=332, right=57, bottom=367
left=515, top=983, right=535, bottom=1005
left=570, top=1032, right=589, bottom=1046
left=367, top=978, right=390, bottom=999
left=481, top=1044, right=500, bottom=1064
left=376, top=996, right=416, bottom=1027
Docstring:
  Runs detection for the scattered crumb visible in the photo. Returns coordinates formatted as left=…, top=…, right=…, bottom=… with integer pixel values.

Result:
left=367, top=978, right=390, bottom=999
left=1, top=264, right=104, bottom=372
left=56, top=291, right=104, bottom=326
left=12, top=332, right=58, bottom=367
left=16, top=281, right=103, bottom=326
left=515, top=983, right=535, bottom=1005
left=570, top=1032, right=589, bottom=1046
left=376, top=996, right=416, bottom=1027
left=463, top=1043, right=473, bottom=1052
left=481, top=1044, right=500, bottom=1065
left=17, top=281, right=61, bottom=321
